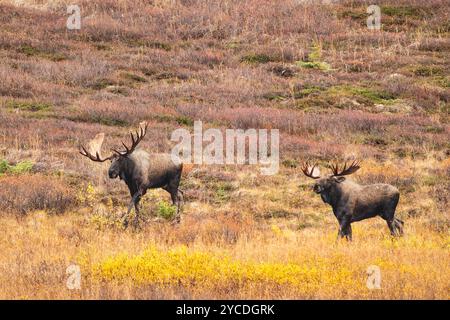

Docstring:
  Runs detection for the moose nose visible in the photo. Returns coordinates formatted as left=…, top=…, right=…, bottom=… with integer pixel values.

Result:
left=313, top=184, right=322, bottom=193
left=108, top=170, right=117, bottom=179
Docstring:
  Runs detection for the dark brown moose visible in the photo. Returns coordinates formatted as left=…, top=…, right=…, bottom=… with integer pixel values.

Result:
left=301, top=160, right=403, bottom=241
left=79, top=122, right=183, bottom=228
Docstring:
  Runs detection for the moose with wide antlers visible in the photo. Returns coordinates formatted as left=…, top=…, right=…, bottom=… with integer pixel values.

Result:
left=79, top=122, right=183, bottom=228
left=301, top=160, right=404, bottom=241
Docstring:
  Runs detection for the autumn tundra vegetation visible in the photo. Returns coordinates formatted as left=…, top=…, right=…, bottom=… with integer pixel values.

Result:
left=0, top=0, right=448, bottom=299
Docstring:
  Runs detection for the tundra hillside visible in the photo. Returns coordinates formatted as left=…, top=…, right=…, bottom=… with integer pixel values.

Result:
left=0, top=0, right=448, bottom=299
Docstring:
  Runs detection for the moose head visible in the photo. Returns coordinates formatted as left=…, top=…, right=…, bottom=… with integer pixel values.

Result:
left=79, top=122, right=148, bottom=180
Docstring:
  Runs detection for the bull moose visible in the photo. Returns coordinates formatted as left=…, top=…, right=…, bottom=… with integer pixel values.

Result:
left=79, top=122, right=183, bottom=228
left=301, top=160, right=403, bottom=240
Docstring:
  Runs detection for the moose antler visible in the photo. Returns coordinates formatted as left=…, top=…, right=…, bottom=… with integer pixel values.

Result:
left=301, top=162, right=321, bottom=179
left=330, top=160, right=361, bottom=177
left=79, top=133, right=114, bottom=162
left=80, top=122, right=149, bottom=162
left=113, top=122, right=148, bottom=156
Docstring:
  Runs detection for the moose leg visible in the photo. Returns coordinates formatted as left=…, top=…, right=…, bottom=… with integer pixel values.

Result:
left=382, top=213, right=403, bottom=237
left=177, top=189, right=184, bottom=212
left=382, top=193, right=402, bottom=236
left=394, top=218, right=404, bottom=235
left=132, top=195, right=142, bottom=229
left=387, top=218, right=404, bottom=236
left=169, top=189, right=181, bottom=223
left=338, top=215, right=352, bottom=241
left=386, top=219, right=397, bottom=236
left=122, top=191, right=141, bottom=228
left=343, top=224, right=352, bottom=241
left=161, top=186, right=181, bottom=224
left=164, top=173, right=183, bottom=223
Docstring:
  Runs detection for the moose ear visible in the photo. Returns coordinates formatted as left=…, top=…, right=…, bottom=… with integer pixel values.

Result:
left=334, top=176, right=346, bottom=183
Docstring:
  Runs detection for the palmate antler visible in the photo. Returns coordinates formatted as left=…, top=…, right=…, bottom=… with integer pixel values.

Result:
left=329, top=159, right=361, bottom=177
left=80, top=122, right=148, bottom=162
left=300, top=162, right=321, bottom=179
left=79, top=133, right=114, bottom=162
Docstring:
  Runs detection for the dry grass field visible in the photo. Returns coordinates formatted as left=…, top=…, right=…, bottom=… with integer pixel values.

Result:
left=0, top=0, right=449, bottom=299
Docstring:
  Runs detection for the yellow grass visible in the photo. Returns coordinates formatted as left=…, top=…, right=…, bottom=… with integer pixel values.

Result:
left=0, top=207, right=448, bottom=299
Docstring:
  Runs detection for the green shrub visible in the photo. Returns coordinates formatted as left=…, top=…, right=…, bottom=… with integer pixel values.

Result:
left=6, top=101, right=51, bottom=112
left=262, top=92, right=288, bottom=101
left=282, top=159, right=299, bottom=168
left=157, top=201, right=177, bottom=220
left=294, top=86, right=324, bottom=98
left=126, top=40, right=171, bottom=51
left=329, top=85, right=397, bottom=104
left=153, top=114, right=173, bottom=123
left=215, top=182, right=235, bottom=203
left=296, top=44, right=332, bottom=71
left=176, top=116, right=194, bottom=126
left=433, top=76, right=450, bottom=88
left=424, top=125, right=445, bottom=134
left=241, top=54, right=274, bottom=64
left=9, top=161, right=33, bottom=174
left=413, top=66, right=444, bottom=77
left=422, top=175, right=439, bottom=187
left=0, top=159, right=34, bottom=176
left=263, top=86, right=324, bottom=101
left=382, top=6, right=426, bottom=18
left=0, top=159, right=9, bottom=174
left=17, top=45, right=67, bottom=61
left=17, top=44, right=40, bottom=56
left=70, top=114, right=129, bottom=127
left=353, top=87, right=396, bottom=103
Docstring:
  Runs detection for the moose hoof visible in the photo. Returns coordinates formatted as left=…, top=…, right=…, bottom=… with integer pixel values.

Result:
left=171, top=215, right=181, bottom=225
left=130, top=217, right=139, bottom=229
